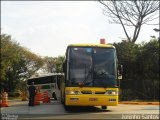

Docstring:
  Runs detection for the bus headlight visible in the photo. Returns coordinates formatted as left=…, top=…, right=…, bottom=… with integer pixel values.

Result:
left=65, top=90, right=81, bottom=95
left=106, top=90, right=118, bottom=95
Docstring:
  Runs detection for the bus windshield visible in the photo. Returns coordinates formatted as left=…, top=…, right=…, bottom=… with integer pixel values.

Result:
left=68, top=47, right=117, bottom=87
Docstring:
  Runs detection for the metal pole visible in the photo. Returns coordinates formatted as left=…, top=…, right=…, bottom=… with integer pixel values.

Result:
left=154, top=79, right=155, bottom=101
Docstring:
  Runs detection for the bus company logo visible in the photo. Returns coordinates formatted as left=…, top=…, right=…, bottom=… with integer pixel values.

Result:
left=1, top=113, right=18, bottom=120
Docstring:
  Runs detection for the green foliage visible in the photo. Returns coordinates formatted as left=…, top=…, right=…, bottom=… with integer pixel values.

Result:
left=138, top=38, right=159, bottom=79
left=44, top=56, right=57, bottom=73
left=114, top=38, right=159, bottom=101
left=114, top=41, right=139, bottom=79
left=0, top=33, right=44, bottom=92
left=55, top=56, right=65, bottom=72
left=8, top=92, right=20, bottom=98
left=43, top=56, right=65, bottom=73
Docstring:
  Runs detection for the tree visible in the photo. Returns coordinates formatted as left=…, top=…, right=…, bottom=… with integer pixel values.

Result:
left=0, top=33, right=44, bottom=92
left=55, top=56, right=65, bottom=72
left=113, top=41, right=139, bottom=79
left=43, top=57, right=57, bottom=73
left=114, top=37, right=159, bottom=100
left=43, top=56, right=65, bottom=73
left=99, top=0, right=159, bottom=43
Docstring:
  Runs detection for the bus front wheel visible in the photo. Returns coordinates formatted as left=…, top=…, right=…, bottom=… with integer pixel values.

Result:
left=64, top=104, right=72, bottom=111
left=101, top=106, right=107, bottom=110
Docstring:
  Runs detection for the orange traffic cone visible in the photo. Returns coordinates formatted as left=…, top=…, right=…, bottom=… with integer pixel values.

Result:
left=42, top=91, right=50, bottom=103
left=0, top=92, right=9, bottom=107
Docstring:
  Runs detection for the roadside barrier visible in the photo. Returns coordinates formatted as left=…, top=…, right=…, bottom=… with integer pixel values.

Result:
left=119, top=101, right=160, bottom=105
left=0, top=92, right=9, bottom=107
left=34, top=92, right=43, bottom=105
left=42, top=91, right=50, bottom=103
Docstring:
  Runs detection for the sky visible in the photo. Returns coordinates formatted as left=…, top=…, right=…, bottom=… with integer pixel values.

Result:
left=1, top=1, right=159, bottom=57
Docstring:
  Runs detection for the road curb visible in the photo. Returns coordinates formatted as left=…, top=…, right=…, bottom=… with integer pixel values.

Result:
left=119, top=101, right=160, bottom=105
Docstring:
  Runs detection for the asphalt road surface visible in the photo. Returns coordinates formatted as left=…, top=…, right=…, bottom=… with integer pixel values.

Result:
left=1, top=100, right=159, bottom=120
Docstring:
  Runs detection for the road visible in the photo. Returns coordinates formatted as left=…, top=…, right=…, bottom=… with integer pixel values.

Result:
left=1, top=100, right=159, bottom=119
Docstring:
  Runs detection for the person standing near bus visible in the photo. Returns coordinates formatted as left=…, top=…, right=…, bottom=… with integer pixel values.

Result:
left=28, top=82, right=36, bottom=106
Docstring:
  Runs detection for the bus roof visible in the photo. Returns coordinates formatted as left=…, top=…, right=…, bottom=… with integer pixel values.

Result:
left=68, top=44, right=115, bottom=48
left=28, top=73, right=64, bottom=80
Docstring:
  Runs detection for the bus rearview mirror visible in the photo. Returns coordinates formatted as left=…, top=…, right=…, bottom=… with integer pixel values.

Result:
left=118, top=65, right=123, bottom=75
left=118, top=65, right=123, bottom=80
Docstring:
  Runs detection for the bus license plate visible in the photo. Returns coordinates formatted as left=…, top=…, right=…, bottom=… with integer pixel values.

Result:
left=89, top=98, right=98, bottom=101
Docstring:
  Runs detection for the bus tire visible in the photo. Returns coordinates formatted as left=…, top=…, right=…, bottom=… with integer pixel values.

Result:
left=52, top=92, right=57, bottom=100
left=63, top=97, right=71, bottom=111
left=64, top=104, right=71, bottom=111
left=101, top=106, right=107, bottom=109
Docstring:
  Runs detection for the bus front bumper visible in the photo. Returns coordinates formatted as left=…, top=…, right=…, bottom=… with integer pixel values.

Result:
left=65, top=95, right=118, bottom=106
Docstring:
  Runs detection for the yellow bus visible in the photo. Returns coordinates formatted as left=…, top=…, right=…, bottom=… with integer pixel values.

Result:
left=61, top=41, right=122, bottom=109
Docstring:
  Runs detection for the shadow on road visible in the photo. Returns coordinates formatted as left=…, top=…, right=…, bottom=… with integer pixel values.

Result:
left=64, top=106, right=112, bottom=113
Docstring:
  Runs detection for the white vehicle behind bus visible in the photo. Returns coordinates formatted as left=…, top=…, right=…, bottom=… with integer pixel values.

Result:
left=27, top=73, right=64, bottom=100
